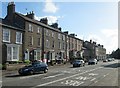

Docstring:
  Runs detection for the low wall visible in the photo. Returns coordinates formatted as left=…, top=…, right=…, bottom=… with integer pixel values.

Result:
left=6, top=64, right=26, bottom=71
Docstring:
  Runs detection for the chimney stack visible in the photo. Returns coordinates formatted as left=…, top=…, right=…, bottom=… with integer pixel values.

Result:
left=7, top=2, right=15, bottom=16
left=51, top=23, right=58, bottom=29
left=64, top=31, right=69, bottom=34
left=58, top=27, right=61, bottom=31
left=40, top=17, right=48, bottom=25
left=26, top=11, right=34, bottom=19
left=70, top=33, right=75, bottom=37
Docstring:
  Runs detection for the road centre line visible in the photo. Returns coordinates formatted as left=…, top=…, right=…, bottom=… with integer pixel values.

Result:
left=43, top=73, right=64, bottom=79
left=90, top=78, right=96, bottom=81
left=31, top=67, right=102, bottom=87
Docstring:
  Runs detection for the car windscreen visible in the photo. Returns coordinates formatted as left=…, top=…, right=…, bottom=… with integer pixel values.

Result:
left=74, top=60, right=81, bottom=63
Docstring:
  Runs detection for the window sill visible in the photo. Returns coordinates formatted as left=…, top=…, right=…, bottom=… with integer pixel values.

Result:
left=16, top=42, right=22, bottom=44
left=3, top=40, right=10, bottom=43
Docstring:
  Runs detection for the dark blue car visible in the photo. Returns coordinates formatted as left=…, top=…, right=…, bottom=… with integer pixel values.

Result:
left=18, top=61, right=48, bottom=75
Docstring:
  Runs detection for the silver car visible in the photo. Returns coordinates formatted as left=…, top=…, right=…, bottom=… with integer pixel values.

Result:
left=88, top=59, right=97, bottom=65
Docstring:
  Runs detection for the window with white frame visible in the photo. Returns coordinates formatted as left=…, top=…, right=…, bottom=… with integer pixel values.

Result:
left=58, top=33, right=61, bottom=39
left=7, top=44, right=20, bottom=61
left=52, top=41, right=55, bottom=48
left=28, top=24, right=33, bottom=32
left=16, top=32, right=22, bottom=44
left=46, top=39, right=49, bottom=48
left=7, top=47, right=12, bottom=60
left=46, top=30, right=49, bottom=36
left=52, top=32, right=54, bottom=37
left=63, top=42, right=65, bottom=49
left=59, top=42, right=61, bottom=49
left=3, top=28, right=10, bottom=42
left=29, top=36, right=33, bottom=45
left=13, top=47, right=18, bottom=59
left=37, top=27, right=40, bottom=33
left=38, top=38, right=40, bottom=46
left=62, top=35, right=65, bottom=41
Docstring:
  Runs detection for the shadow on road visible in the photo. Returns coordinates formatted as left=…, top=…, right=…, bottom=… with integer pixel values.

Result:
left=102, top=63, right=120, bottom=68
left=5, top=72, right=44, bottom=78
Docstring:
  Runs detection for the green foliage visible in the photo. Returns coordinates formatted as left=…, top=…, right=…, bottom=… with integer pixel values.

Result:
left=1, top=64, right=7, bottom=70
left=24, top=60, right=31, bottom=65
left=16, top=61, right=23, bottom=64
left=110, top=48, right=120, bottom=59
left=0, top=64, right=2, bottom=70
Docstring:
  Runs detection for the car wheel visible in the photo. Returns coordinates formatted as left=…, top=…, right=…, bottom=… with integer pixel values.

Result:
left=30, top=70, right=34, bottom=75
left=44, top=69, right=48, bottom=73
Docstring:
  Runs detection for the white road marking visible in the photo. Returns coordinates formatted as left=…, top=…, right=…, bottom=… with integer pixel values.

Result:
left=103, top=73, right=109, bottom=77
left=43, top=73, right=64, bottom=79
left=103, top=75, right=106, bottom=77
left=62, top=71, right=71, bottom=73
left=31, top=67, right=102, bottom=87
left=61, top=80, right=84, bottom=86
left=90, top=78, right=96, bottom=81
left=89, top=73, right=98, bottom=76
left=72, top=68, right=78, bottom=70
left=75, top=76, right=91, bottom=81
left=94, top=81, right=98, bottom=83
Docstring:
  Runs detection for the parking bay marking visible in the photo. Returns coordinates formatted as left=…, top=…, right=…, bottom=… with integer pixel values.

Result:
left=31, top=67, right=102, bottom=87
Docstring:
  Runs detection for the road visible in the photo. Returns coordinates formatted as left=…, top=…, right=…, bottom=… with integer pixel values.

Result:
left=2, top=59, right=119, bottom=88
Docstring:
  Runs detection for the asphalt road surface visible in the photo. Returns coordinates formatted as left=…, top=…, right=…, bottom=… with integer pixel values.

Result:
left=2, top=59, right=120, bottom=88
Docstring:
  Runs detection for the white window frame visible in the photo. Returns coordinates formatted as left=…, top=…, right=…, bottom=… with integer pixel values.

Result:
left=37, top=27, right=40, bottom=33
left=58, top=33, right=61, bottom=39
left=38, top=38, right=41, bottom=46
left=3, top=28, right=10, bottom=43
left=59, top=42, right=61, bottom=49
left=46, top=30, right=49, bottom=36
left=46, top=39, right=49, bottom=48
left=28, top=24, right=33, bottom=32
left=30, top=36, right=33, bottom=45
left=16, top=32, right=22, bottom=44
left=31, top=36, right=33, bottom=45
left=52, top=32, right=54, bottom=37
left=62, top=35, right=65, bottom=41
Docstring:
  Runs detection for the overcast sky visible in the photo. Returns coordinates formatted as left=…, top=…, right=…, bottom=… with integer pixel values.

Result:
left=1, top=0, right=118, bottom=54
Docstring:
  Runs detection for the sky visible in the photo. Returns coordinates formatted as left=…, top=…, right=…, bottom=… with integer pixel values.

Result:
left=1, top=0, right=118, bottom=54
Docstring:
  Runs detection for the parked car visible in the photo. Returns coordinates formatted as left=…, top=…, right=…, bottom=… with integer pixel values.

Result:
left=107, top=58, right=112, bottom=62
left=73, top=60, right=85, bottom=67
left=103, top=59, right=108, bottom=62
left=18, top=61, right=48, bottom=75
left=88, top=59, right=97, bottom=65
left=111, top=58, right=115, bottom=61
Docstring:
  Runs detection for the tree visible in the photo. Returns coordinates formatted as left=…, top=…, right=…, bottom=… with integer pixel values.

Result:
left=110, top=48, right=120, bottom=59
